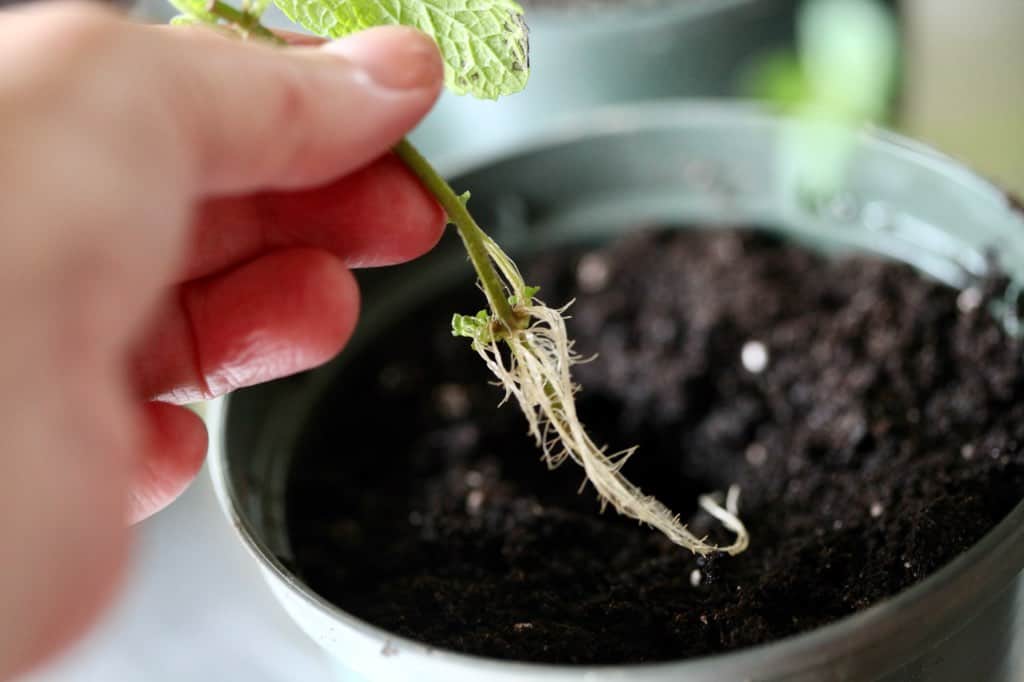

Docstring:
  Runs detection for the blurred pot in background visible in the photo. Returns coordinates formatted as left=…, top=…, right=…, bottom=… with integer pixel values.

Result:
left=409, top=0, right=904, bottom=161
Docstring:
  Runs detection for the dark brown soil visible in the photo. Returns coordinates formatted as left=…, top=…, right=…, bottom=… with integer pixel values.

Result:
left=286, top=229, right=1024, bottom=664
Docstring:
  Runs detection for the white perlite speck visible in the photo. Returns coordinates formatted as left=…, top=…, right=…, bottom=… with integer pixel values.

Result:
left=957, top=287, right=983, bottom=313
left=741, top=341, right=769, bottom=373
left=466, top=490, right=485, bottom=514
left=435, top=383, right=470, bottom=419
left=745, top=443, right=768, bottom=467
left=575, top=253, right=611, bottom=293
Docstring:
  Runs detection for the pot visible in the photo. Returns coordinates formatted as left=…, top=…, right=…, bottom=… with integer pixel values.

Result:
left=208, top=101, right=1024, bottom=681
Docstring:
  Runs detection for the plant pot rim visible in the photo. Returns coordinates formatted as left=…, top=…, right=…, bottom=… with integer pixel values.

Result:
left=435, top=99, right=1012, bottom=196
left=208, top=99, right=1024, bottom=679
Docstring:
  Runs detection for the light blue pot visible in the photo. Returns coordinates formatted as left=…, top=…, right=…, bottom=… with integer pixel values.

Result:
left=210, top=102, right=1024, bottom=682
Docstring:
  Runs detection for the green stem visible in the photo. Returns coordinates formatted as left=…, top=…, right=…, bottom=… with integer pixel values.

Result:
left=199, top=6, right=519, bottom=330
left=207, top=1, right=286, bottom=44
left=392, top=140, right=518, bottom=330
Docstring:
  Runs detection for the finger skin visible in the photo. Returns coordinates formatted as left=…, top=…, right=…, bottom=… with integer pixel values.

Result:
left=132, top=248, right=360, bottom=403
left=128, top=402, right=209, bottom=523
left=1, top=6, right=444, bottom=357
left=273, top=29, right=326, bottom=46
left=154, top=22, right=444, bottom=194
left=188, top=153, right=445, bottom=280
left=0, top=4, right=444, bottom=678
left=0, top=344, right=134, bottom=681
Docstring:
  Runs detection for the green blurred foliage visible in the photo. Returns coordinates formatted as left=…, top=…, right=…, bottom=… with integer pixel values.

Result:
left=742, top=0, right=900, bottom=197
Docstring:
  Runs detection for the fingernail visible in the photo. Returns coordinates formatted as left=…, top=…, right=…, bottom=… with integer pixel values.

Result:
left=323, top=27, right=443, bottom=91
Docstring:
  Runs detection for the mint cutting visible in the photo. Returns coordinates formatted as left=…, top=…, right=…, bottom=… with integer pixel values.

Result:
left=169, top=0, right=749, bottom=556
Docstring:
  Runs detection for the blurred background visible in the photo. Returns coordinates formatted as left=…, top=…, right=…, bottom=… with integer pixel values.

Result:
left=902, top=0, right=1024, bottom=196
left=16, top=0, right=1023, bottom=680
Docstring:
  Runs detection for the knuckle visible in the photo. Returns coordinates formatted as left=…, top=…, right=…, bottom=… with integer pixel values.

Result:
left=269, top=67, right=312, bottom=132
left=37, top=2, right=118, bottom=63
left=2, top=2, right=122, bottom=99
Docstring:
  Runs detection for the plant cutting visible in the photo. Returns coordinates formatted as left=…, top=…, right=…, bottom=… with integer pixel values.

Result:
left=169, top=0, right=749, bottom=555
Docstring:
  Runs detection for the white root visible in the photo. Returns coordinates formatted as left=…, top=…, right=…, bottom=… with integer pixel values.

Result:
left=698, top=485, right=749, bottom=555
left=468, top=236, right=750, bottom=556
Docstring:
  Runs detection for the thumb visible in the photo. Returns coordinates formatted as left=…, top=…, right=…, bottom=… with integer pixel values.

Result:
left=157, top=23, right=445, bottom=195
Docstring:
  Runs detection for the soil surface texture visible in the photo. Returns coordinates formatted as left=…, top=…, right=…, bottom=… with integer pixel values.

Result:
left=287, top=229, right=1024, bottom=664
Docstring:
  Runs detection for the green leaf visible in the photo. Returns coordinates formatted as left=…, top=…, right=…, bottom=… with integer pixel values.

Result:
left=740, top=50, right=810, bottom=110
left=169, top=0, right=216, bottom=21
left=452, top=309, right=491, bottom=339
left=799, top=0, right=898, bottom=120
left=272, top=0, right=530, bottom=99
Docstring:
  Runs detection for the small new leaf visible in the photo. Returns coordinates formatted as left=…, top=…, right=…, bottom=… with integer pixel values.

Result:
left=272, top=0, right=530, bottom=99
left=169, top=0, right=216, bottom=21
left=242, top=0, right=271, bottom=16
left=508, top=284, right=539, bottom=306
left=452, top=309, right=491, bottom=340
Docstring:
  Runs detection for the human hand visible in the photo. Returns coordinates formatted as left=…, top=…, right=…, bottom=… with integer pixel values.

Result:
left=0, top=3, right=443, bottom=677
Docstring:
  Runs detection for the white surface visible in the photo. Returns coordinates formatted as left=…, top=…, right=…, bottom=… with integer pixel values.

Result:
left=19, top=470, right=338, bottom=682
